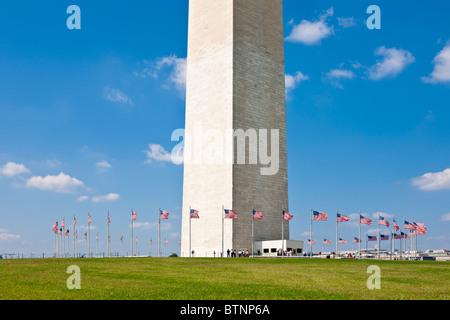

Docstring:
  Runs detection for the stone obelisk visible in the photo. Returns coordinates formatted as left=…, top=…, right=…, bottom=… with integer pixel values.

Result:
left=181, top=0, right=288, bottom=257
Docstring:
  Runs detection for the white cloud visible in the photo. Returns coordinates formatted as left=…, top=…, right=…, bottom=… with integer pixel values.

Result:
left=325, top=68, right=356, bottom=88
left=26, top=173, right=85, bottom=194
left=440, top=213, right=450, bottom=221
left=0, top=162, right=30, bottom=177
left=337, top=17, right=356, bottom=28
left=285, top=72, right=309, bottom=93
left=144, top=144, right=180, bottom=164
left=92, top=193, right=120, bottom=203
left=135, top=55, right=187, bottom=92
left=366, top=46, right=415, bottom=80
left=96, top=160, right=112, bottom=173
left=285, top=7, right=334, bottom=45
left=133, top=221, right=172, bottom=231
left=77, top=195, right=89, bottom=202
left=371, top=212, right=394, bottom=219
left=422, top=43, right=450, bottom=84
left=0, top=232, right=20, bottom=240
left=102, top=87, right=134, bottom=105
left=411, top=168, right=450, bottom=191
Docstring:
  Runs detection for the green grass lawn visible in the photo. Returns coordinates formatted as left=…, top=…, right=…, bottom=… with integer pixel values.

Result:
left=0, top=257, right=449, bottom=300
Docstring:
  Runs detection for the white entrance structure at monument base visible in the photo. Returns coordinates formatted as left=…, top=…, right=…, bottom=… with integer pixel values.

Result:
left=254, top=240, right=304, bottom=257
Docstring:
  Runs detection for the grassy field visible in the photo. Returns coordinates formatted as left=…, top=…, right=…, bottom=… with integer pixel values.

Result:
left=0, top=257, right=449, bottom=300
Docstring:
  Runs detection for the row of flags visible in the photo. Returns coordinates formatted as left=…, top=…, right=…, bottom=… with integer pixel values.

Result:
left=309, top=209, right=428, bottom=257
left=51, top=208, right=173, bottom=257
left=193, top=209, right=294, bottom=221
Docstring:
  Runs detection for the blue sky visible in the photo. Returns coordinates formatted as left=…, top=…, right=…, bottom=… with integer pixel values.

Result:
left=1, top=1, right=450, bottom=256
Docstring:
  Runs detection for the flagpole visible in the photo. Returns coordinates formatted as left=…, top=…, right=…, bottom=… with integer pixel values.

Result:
left=131, top=208, right=134, bottom=257
left=190, top=205, right=192, bottom=258
left=281, top=207, right=284, bottom=257
left=403, top=216, right=406, bottom=260
left=336, top=209, right=338, bottom=258
left=107, top=210, right=110, bottom=258
left=96, top=234, right=99, bottom=257
left=310, top=207, right=313, bottom=258
left=377, top=212, right=380, bottom=260
left=221, top=205, right=224, bottom=258
left=158, top=206, right=161, bottom=258
left=391, top=216, right=394, bottom=260
left=88, top=213, right=90, bottom=258
left=359, top=211, right=361, bottom=259
left=365, top=234, right=367, bottom=253
left=55, top=220, right=57, bottom=258
left=322, top=235, right=324, bottom=254
left=410, top=217, right=413, bottom=260
left=415, top=225, right=418, bottom=260
left=251, top=206, right=254, bottom=258
left=67, top=231, right=70, bottom=257
left=62, top=218, right=65, bottom=258
left=73, top=216, right=76, bottom=258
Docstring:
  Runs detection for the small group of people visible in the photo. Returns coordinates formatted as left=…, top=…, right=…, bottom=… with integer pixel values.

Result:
left=227, top=249, right=249, bottom=257
left=277, top=249, right=294, bottom=256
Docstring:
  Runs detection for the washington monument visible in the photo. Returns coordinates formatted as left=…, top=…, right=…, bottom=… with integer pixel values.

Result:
left=181, top=0, right=288, bottom=257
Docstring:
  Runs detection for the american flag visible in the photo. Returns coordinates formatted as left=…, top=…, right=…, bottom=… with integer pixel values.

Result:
left=224, top=209, right=237, bottom=219
left=323, top=238, right=331, bottom=244
left=415, top=222, right=427, bottom=235
left=379, top=216, right=390, bottom=227
left=393, top=233, right=402, bottom=239
left=83, top=232, right=87, bottom=239
left=308, top=239, right=316, bottom=245
left=131, top=210, right=137, bottom=221
left=282, top=211, right=293, bottom=221
left=107, top=212, right=111, bottom=224
left=136, top=237, right=139, bottom=243
left=313, top=211, right=327, bottom=221
left=353, top=237, right=361, bottom=243
left=380, top=234, right=389, bottom=241
left=404, top=220, right=416, bottom=230
left=52, top=221, right=58, bottom=232
left=65, top=229, right=69, bottom=236
left=164, top=239, right=168, bottom=245
left=150, top=238, right=152, bottom=244
left=61, top=219, right=65, bottom=228
left=393, top=219, right=399, bottom=231
left=88, top=214, right=92, bottom=224
left=74, top=231, right=77, bottom=238
left=160, top=210, right=169, bottom=220
left=337, top=213, right=350, bottom=222
left=73, top=215, right=77, bottom=227
left=339, top=238, right=347, bottom=244
left=96, top=233, right=98, bottom=241
left=120, top=236, right=123, bottom=243
left=253, top=210, right=263, bottom=220
left=190, top=209, right=199, bottom=219
left=59, top=228, right=62, bottom=235
left=360, top=215, right=373, bottom=225
left=368, top=235, right=377, bottom=241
